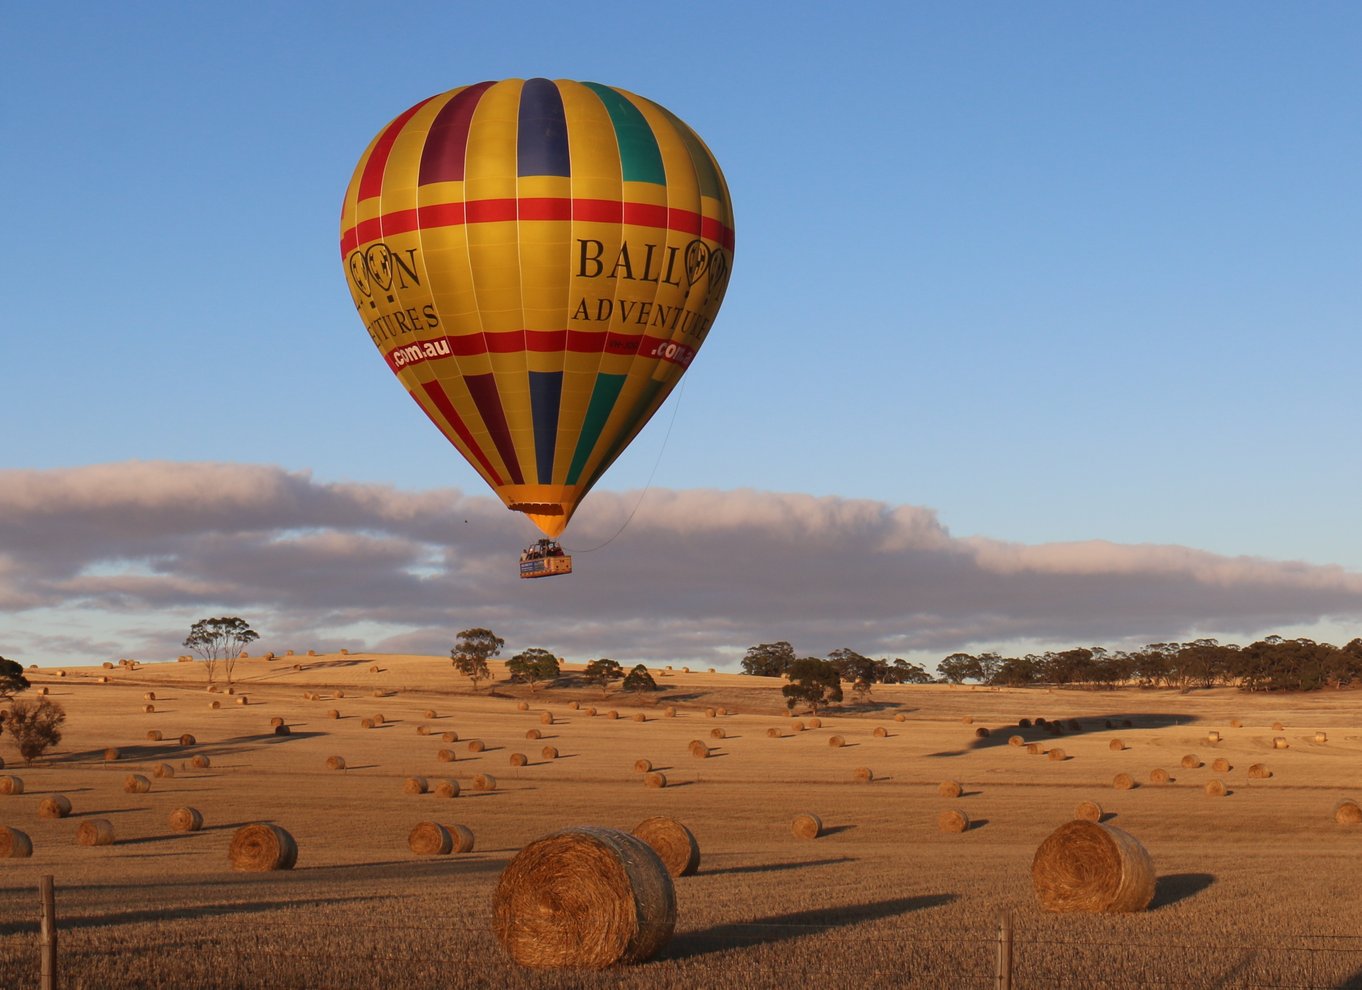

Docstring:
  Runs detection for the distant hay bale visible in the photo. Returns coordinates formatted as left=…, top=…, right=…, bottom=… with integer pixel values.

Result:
left=1314, top=732, right=1328, bottom=744
left=569, top=701, right=581, bottom=710
left=767, top=728, right=782, bottom=739
left=326, top=709, right=340, bottom=719
left=467, top=740, right=485, bottom=753
left=709, top=727, right=725, bottom=739
left=416, top=725, right=431, bottom=736
left=38, top=795, right=72, bottom=819
left=510, top=752, right=528, bottom=767
left=335, top=690, right=345, bottom=698
left=792, top=813, right=823, bottom=839
left=717, top=707, right=728, bottom=717
left=1035, top=717, right=1048, bottom=726
left=123, top=774, right=151, bottom=794
left=854, top=766, right=874, bottom=783
left=961, top=716, right=974, bottom=725
left=435, top=780, right=459, bottom=798
left=326, top=756, right=346, bottom=770
left=632, top=816, right=700, bottom=877
left=273, top=725, right=291, bottom=737
left=146, top=729, right=162, bottom=741
left=1271, top=721, right=1285, bottom=731
left=152, top=763, right=174, bottom=779
left=1067, top=719, right=1082, bottom=731
left=1248, top=763, right=1272, bottom=779
left=1230, top=719, right=1242, bottom=728
left=644, top=772, right=667, bottom=788
left=1149, top=768, right=1170, bottom=784
left=938, top=779, right=962, bottom=798
left=1008, top=735, right=1024, bottom=747
left=1332, top=799, right=1362, bottom=825
left=1204, top=778, right=1227, bottom=797
left=409, top=821, right=454, bottom=856
left=1113, top=773, right=1135, bottom=791
left=790, top=720, right=805, bottom=732
left=1027, top=743, right=1044, bottom=755
left=634, top=759, right=652, bottom=773
left=1104, top=720, right=1114, bottom=729
left=606, top=710, right=619, bottom=720
left=539, top=711, right=553, bottom=725
left=682, top=667, right=691, bottom=673
left=1031, top=820, right=1155, bottom=913
left=894, top=713, right=908, bottom=723
left=1075, top=800, right=1103, bottom=822
left=473, top=773, right=496, bottom=792
left=1109, top=739, right=1125, bottom=751
left=210, top=701, right=220, bottom=710
left=56, top=670, right=66, bottom=677
left=270, top=716, right=285, bottom=728
left=1121, top=719, right=1133, bottom=728
left=37, top=687, right=48, bottom=696
left=169, top=807, right=203, bottom=832
left=663, top=706, right=676, bottom=718
left=403, top=777, right=428, bottom=794
left=437, top=749, right=456, bottom=762
left=102, top=661, right=114, bottom=669
left=632, top=713, right=647, bottom=723
left=229, top=823, right=297, bottom=871
left=1048, top=748, right=1067, bottom=762
left=77, top=819, right=115, bottom=846
left=807, top=718, right=822, bottom=729
left=1018, top=718, right=1032, bottom=728
left=1212, top=757, right=1231, bottom=773
left=0, top=827, right=33, bottom=858
left=492, top=826, right=673, bottom=969
left=0, top=776, right=23, bottom=795
left=689, top=740, right=708, bottom=759
left=828, top=735, right=845, bottom=748
left=525, top=728, right=542, bottom=740
left=938, top=809, right=970, bottom=833
left=448, top=823, right=475, bottom=853
left=1206, top=731, right=1221, bottom=744
left=360, top=718, right=374, bottom=729
left=103, top=747, right=120, bottom=762
left=371, top=713, right=385, bottom=725
left=235, top=696, right=248, bottom=706
left=143, top=691, right=156, bottom=701
left=586, top=707, right=598, bottom=717
left=873, top=726, right=888, bottom=738
left=541, top=746, right=558, bottom=760
left=1180, top=754, right=1201, bottom=769
left=369, top=664, right=379, bottom=673
left=442, top=731, right=458, bottom=743
left=1273, top=737, right=1289, bottom=749
left=974, top=727, right=990, bottom=738
left=190, top=755, right=211, bottom=769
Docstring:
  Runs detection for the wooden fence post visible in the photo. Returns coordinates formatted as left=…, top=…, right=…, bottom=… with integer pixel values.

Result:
left=40, top=874, right=56, bottom=990
left=995, top=907, right=1013, bottom=990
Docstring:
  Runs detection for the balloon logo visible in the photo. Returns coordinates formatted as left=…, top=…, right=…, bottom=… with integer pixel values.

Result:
left=340, top=78, right=735, bottom=538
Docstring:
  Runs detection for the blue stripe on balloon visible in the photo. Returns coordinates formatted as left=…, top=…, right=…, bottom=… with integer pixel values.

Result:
left=529, top=371, right=563, bottom=484
left=517, top=78, right=571, bottom=177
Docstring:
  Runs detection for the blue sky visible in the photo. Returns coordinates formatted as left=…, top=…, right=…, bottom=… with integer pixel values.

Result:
left=2, top=4, right=1359, bottom=665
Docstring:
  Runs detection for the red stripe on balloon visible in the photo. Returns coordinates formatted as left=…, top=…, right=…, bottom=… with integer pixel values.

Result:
left=357, top=97, right=438, bottom=204
left=464, top=374, right=524, bottom=486
left=388, top=330, right=696, bottom=372
left=417, top=380, right=504, bottom=487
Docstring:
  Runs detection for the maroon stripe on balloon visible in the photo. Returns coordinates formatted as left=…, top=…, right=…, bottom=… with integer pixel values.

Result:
left=418, top=82, right=495, bottom=186
left=417, top=380, right=504, bottom=486
left=464, top=374, right=524, bottom=485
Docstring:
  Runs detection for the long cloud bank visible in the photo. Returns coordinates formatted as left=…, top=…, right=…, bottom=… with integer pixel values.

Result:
left=1, top=461, right=1359, bottom=666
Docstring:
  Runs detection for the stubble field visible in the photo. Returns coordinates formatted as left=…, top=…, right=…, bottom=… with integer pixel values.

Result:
left=2, top=654, right=1361, bottom=989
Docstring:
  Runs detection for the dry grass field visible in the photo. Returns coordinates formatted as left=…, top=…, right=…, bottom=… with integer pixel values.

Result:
left=3, top=655, right=1362, bottom=989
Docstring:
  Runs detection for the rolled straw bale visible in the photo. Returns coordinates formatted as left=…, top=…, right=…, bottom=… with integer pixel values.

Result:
left=891, top=713, right=906, bottom=723
left=606, top=710, right=619, bottom=720
left=326, top=756, right=346, bottom=770
left=510, top=752, right=528, bottom=767
left=360, top=718, right=374, bottom=729
left=403, top=776, right=428, bottom=794
left=689, top=740, right=708, bottom=759
left=1149, top=768, right=1169, bottom=784
left=235, top=696, right=248, bottom=705
left=644, top=772, right=667, bottom=788
left=1332, top=799, right=1362, bottom=825
left=273, top=725, right=291, bottom=737
left=435, top=780, right=459, bottom=798
left=1032, top=820, right=1154, bottom=913
left=790, top=720, right=805, bottom=732
left=663, top=706, right=676, bottom=718
left=0, top=776, right=24, bottom=795
left=270, top=716, right=285, bottom=728
left=1271, top=721, right=1285, bottom=731
left=1018, top=718, right=1032, bottom=728
left=416, top=725, right=431, bottom=736
left=1067, top=719, right=1082, bottom=732
left=1075, top=800, right=1104, bottom=822
left=229, top=823, right=297, bottom=871
left=152, top=763, right=174, bottom=778
left=190, top=755, right=211, bottom=769
left=525, top=728, right=542, bottom=740
left=1315, top=732, right=1328, bottom=745
left=1204, top=778, right=1227, bottom=797
left=143, top=704, right=155, bottom=714
left=1230, top=719, right=1243, bottom=728
left=1206, top=731, right=1221, bottom=744
left=144, top=691, right=156, bottom=701
left=1027, top=743, right=1044, bottom=755
left=632, top=713, right=646, bottom=723
left=828, top=735, right=846, bottom=748
left=517, top=701, right=530, bottom=711
left=540, top=711, right=553, bottom=725
left=76, top=819, right=115, bottom=846
left=1180, top=754, right=1200, bottom=769
left=634, top=759, right=652, bottom=773
left=541, top=746, right=558, bottom=760
left=371, top=713, right=385, bottom=725
left=326, top=709, right=340, bottom=719
left=467, top=740, right=485, bottom=753
left=448, top=823, right=476, bottom=854
left=873, top=726, right=888, bottom=738
left=336, top=690, right=346, bottom=698
left=102, top=662, right=113, bottom=669
left=632, top=817, right=700, bottom=877
left=103, top=748, right=120, bottom=762
left=179, top=734, right=196, bottom=746
left=1048, top=748, right=1068, bottom=762
left=56, top=670, right=66, bottom=677
left=442, top=731, right=458, bottom=743
left=437, top=749, right=456, bottom=762
left=705, top=708, right=716, bottom=719
left=1212, top=757, right=1231, bottom=773
left=423, top=709, right=437, bottom=719
left=570, top=701, right=581, bottom=710
left=961, top=716, right=974, bottom=725
left=1008, top=735, right=1024, bottom=747
left=0, top=827, right=33, bottom=858
left=938, top=779, right=963, bottom=798
left=974, top=727, right=991, bottom=738
left=854, top=766, right=874, bottom=783
left=38, top=795, right=71, bottom=822
left=1273, top=737, right=1289, bottom=750
left=146, top=729, right=162, bottom=741
left=123, top=774, right=151, bottom=794
left=1121, top=719, right=1134, bottom=729
left=210, top=701, right=221, bottom=710
left=1035, top=717, right=1048, bottom=726
left=1248, top=763, right=1272, bottom=779
left=409, top=821, right=453, bottom=856
left=767, top=728, right=782, bottom=738
left=1113, top=773, right=1135, bottom=791
left=169, top=807, right=203, bottom=832
left=473, top=773, right=496, bottom=792
left=37, top=687, right=48, bottom=695
left=938, top=808, right=970, bottom=833
left=1109, top=739, right=1125, bottom=751
left=792, top=813, right=823, bottom=839
left=807, top=718, right=822, bottom=729
left=709, top=727, right=725, bottom=740
left=368, top=664, right=380, bottom=674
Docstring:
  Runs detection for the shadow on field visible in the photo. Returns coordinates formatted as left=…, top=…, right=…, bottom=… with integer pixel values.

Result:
left=0, top=894, right=382, bottom=935
left=926, top=713, right=1195, bottom=758
left=705, top=856, right=856, bottom=876
left=668, top=892, right=957, bottom=958
left=1150, top=872, right=1215, bottom=909
left=114, top=821, right=259, bottom=846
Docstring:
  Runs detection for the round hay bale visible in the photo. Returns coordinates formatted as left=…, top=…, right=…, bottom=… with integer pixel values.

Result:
left=704, top=708, right=715, bottom=719
left=273, top=724, right=291, bottom=737
left=229, top=823, right=297, bottom=871
left=606, top=710, right=619, bottom=721
left=632, top=713, right=646, bottom=723
left=403, top=776, right=428, bottom=794
left=409, top=821, right=453, bottom=856
left=1180, top=754, right=1200, bottom=769
left=1248, top=763, right=1272, bottom=779
left=414, top=724, right=431, bottom=736
left=1109, top=739, right=1125, bottom=752
left=423, top=709, right=437, bottom=720
left=1112, top=773, right=1135, bottom=791
left=491, top=827, right=675, bottom=970
left=103, top=747, right=120, bottom=762
left=179, top=734, right=196, bottom=746
left=1230, top=719, right=1243, bottom=728
left=634, top=759, right=652, bottom=773
left=190, top=755, right=211, bottom=769
left=828, top=735, right=845, bottom=748
left=974, top=727, right=991, bottom=738
left=143, top=691, right=156, bottom=701
left=1031, top=820, right=1154, bottom=913
left=442, top=731, right=458, bottom=743
left=326, top=756, right=346, bottom=770
left=0, top=827, right=33, bottom=858
left=209, top=701, right=221, bottom=710
left=894, top=713, right=908, bottom=723
left=663, top=706, right=676, bottom=718
left=1204, top=778, right=1227, bottom=797
left=371, top=713, right=385, bottom=725
left=102, top=661, right=113, bottom=670
left=37, top=687, right=48, bottom=696
left=644, top=772, right=667, bottom=788
left=790, top=720, right=805, bottom=732
left=807, top=718, right=822, bottom=729
left=1332, top=799, right=1362, bottom=825
left=688, top=740, right=708, bottom=759
left=509, top=752, right=528, bottom=767
left=146, top=729, right=162, bottom=741
left=767, top=727, right=782, bottom=739
left=467, top=740, right=485, bottom=753
left=335, top=690, right=345, bottom=698
left=0, top=775, right=24, bottom=795
left=38, top=795, right=71, bottom=819
left=1008, top=735, right=1023, bottom=747
left=143, top=704, right=155, bottom=714
left=1149, top=768, right=1170, bottom=784
left=1075, top=800, right=1103, bottom=822
left=517, top=701, right=530, bottom=711
left=1212, top=757, right=1231, bottom=773
left=709, top=727, right=725, bottom=740
left=1206, top=731, right=1221, bottom=744
left=525, top=728, right=542, bottom=740
left=368, top=664, right=379, bottom=674
left=853, top=766, right=874, bottom=783
left=541, top=746, right=558, bottom=760
left=437, top=749, right=456, bottom=762
left=76, top=819, right=115, bottom=846
left=1273, top=737, right=1289, bottom=750
left=270, top=716, right=285, bottom=728
left=1048, top=748, right=1067, bottom=762
left=1271, top=721, right=1285, bottom=731
left=938, top=808, right=970, bottom=833
left=1027, top=743, right=1044, bottom=755
left=360, top=718, right=374, bottom=729
left=961, top=716, right=974, bottom=725
left=123, top=774, right=151, bottom=794
left=1315, top=732, right=1328, bottom=745
left=792, top=813, right=822, bottom=839
left=938, top=779, right=962, bottom=798
left=473, top=773, right=496, bottom=792
left=632, top=816, right=700, bottom=877
left=326, top=709, right=340, bottom=719
left=569, top=701, right=581, bottom=710
left=1121, top=719, right=1133, bottom=729
left=873, top=726, right=888, bottom=738
left=235, top=696, right=248, bottom=706
left=152, top=763, right=174, bottom=779
left=539, top=711, right=553, bottom=725
left=56, top=670, right=66, bottom=677
left=169, top=807, right=203, bottom=832
left=435, top=780, right=459, bottom=798
left=448, top=822, right=475, bottom=853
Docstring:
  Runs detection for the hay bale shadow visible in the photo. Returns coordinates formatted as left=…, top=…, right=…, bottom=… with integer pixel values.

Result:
left=1150, top=872, right=1215, bottom=909
left=705, top=856, right=856, bottom=876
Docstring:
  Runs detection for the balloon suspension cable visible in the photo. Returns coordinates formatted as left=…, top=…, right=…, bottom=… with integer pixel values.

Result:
left=564, top=379, right=686, bottom=555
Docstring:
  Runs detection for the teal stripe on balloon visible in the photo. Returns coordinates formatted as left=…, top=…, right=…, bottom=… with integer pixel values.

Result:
left=566, top=373, right=626, bottom=485
left=582, top=83, right=665, bottom=185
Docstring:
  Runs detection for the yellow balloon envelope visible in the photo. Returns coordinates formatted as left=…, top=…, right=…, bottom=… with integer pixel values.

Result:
left=340, top=79, right=735, bottom=538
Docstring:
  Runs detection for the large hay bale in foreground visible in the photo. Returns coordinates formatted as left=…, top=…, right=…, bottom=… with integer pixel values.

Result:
left=437, top=749, right=456, bottom=762
left=179, top=734, right=196, bottom=746
left=539, top=711, right=553, bottom=725
left=1332, top=799, right=1362, bottom=825
left=169, top=807, right=203, bottom=832
left=792, top=813, right=822, bottom=839
left=806, top=718, right=822, bottom=729
left=38, top=795, right=72, bottom=819
left=1048, top=748, right=1067, bottom=762
left=1032, top=820, right=1154, bottom=913
left=937, top=808, right=970, bottom=833
left=1008, top=735, right=1023, bottom=747
left=76, top=819, right=115, bottom=846
left=409, top=821, right=453, bottom=856
left=688, top=740, right=708, bottom=759
left=1025, top=743, right=1043, bottom=755
left=123, top=774, right=151, bottom=794
left=0, top=826, right=33, bottom=858
left=632, top=816, right=700, bottom=877
left=1075, top=800, right=1103, bottom=822
left=873, top=726, right=888, bottom=738
left=493, top=826, right=674, bottom=969
left=0, top=775, right=23, bottom=795
left=229, top=823, right=297, bottom=871
left=448, top=823, right=475, bottom=853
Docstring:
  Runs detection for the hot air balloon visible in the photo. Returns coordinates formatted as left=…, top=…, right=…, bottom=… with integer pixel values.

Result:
left=340, top=79, right=734, bottom=576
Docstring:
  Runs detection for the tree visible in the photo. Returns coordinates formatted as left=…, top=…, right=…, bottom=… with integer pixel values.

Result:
left=888, top=658, right=934, bottom=685
left=937, top=652, right=982, bottom=684
left=506, top=648, right=560, bottom=691
left=0, top=657, right=30, bottom=702
left=582, top=659, right=624, bottom=694
left=827, top=648, right=877, bottom=686
left=741, top=641, right=796, bottom=677
left=5, top=697, right=65, bottom=764
left=622, top=664, right=657, bottom=693
left=450, top=627, right=504, bottom=693
left=184, top=617, right=259, bottom=686
left=781, top=658, right=843, bottom=714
